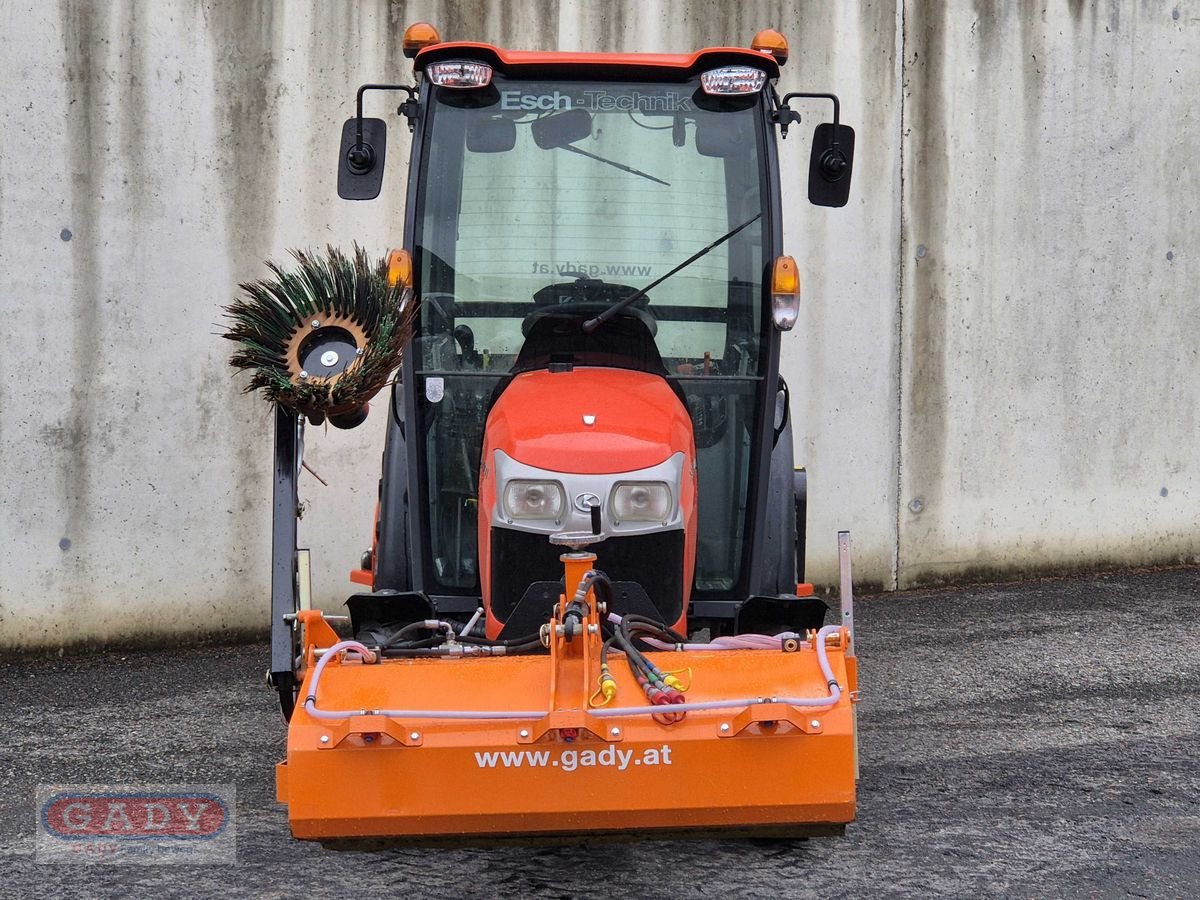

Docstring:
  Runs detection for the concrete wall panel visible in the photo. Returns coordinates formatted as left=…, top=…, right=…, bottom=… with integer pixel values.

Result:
left=776, top=1, right=903, bottom=591
left=899, top=1, right=1200, bottom=586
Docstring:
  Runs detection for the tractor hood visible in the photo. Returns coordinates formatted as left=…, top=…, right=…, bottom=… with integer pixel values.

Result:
left=484, top=368, right=693, bottom=475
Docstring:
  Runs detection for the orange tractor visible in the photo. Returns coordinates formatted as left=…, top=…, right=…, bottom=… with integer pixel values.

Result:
left=267, top=24, right=859, bottom=843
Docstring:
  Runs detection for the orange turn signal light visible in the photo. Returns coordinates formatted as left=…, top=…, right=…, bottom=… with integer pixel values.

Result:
left=386, top=248, right=413, bottom=288
left=772, top=255, right=800, bottom=294
left=751, top=29, right=789, bottom=66
left=771, top=255, right=801, bottom=331
left=403, top=22, right=441, bottom=59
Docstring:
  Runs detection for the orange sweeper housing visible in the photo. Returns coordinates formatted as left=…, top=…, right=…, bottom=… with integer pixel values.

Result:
left=268, top=24, right=860, bottom=843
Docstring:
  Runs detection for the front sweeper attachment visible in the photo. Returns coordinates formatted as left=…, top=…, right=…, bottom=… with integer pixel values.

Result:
left=277, top=549, right=859, bottom=843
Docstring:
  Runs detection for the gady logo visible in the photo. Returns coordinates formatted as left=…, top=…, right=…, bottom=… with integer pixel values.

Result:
left=41, top=791, right=229, bottom=840
left=573, top=491, right=602, bottom=513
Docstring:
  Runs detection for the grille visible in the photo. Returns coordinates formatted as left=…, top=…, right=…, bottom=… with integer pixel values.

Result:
left=490, top=527, right=684, bottom=624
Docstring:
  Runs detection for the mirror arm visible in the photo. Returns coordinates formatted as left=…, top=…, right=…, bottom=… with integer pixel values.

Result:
left=349, top=84, right=417, bottom=171
left=780, top=92, right=848, bottom=181
left=780, top=92, right=840, bottom=128
left=355, top=83, right=416, bottom=145
left=778, top=90, right=841, bottom=140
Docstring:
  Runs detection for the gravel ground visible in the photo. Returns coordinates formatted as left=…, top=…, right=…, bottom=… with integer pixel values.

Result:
left=1, top=567, right=1197, bottom=898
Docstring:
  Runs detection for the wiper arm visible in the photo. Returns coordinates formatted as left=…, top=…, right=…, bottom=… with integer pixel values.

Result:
left=560, top=145, right=671, bottom=187
left=582, top=212, right=763, bottom=334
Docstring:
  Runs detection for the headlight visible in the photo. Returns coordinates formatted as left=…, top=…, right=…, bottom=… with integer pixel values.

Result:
left=610, top=482, right=672, bottom=522
left=503, top=480, right=565, bottom=520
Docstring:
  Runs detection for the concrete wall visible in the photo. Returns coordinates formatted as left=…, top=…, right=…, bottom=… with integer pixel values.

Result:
left=0, top=1, right=1195, bottom=648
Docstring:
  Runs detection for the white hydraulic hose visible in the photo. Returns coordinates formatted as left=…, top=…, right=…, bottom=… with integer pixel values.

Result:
left=304, top=640, right=546, bottom=721
left=639, top=633, right=809, bottom=651
left=304, top=624, right=844, bottom=723
left=460, top=607, right=484, bottom=637
left=607, top=612, right=808, bottom=651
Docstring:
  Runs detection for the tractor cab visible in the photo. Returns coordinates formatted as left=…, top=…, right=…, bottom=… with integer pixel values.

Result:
left=335, top=30, right=854, bottom=644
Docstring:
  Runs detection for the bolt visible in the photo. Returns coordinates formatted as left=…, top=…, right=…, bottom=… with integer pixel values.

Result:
left=909, top=498, right=924, bottom=513
left=299, top=370, right=309, bottom=380
left=587, top=623, right=598, bottom=634
left=811, top=719, right=821, bottom=729
left=916, top=244, right=927, bottom=259
left=409, top=731, right=420, bottom=741
left=320, top=350, right=339, bottom=367
left=610, top=727, right=621, bottom=738
left=356, top=347, right=364, bottom=355
left=719, top=722, right=730, bottom=734
left=319, top=735, right=329, bottom=744
left=311, top=319, right=321, bottom=328
left=519, top=729, right=530, bottom=739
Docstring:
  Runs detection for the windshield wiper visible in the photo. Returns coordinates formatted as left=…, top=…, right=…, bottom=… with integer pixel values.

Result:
left=582, top=212, right=763, bottom=333
left=560, top=145, right=671, bottom=187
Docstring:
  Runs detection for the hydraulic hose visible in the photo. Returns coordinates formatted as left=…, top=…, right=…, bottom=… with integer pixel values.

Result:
left=639, top=634, right=809, bottom=651
left=305, top=623, right=843, bottom=722
left=380, top=619, right=457, bottom=650
left=458, top=632, right=543, bottom=648
left=304, top=640, right=546, bottom=721
left=607, top=611, right=802, bottom=651
left=589, top=625, right=844, bottom=717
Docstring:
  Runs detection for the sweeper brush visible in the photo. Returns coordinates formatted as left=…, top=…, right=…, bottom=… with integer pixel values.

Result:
left=223, top=245, right=414, bottom=427
left=235, top=23, right=863, bottom=844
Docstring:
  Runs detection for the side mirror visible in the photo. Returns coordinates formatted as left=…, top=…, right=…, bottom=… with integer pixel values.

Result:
left=531, top=108, right=593, bottom=149
left=808, top=122, right=855, bottom=208
left=338, top=117, right=387, bottom=200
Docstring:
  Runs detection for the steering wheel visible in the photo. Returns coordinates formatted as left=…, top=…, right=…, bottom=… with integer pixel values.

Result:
left=522, top=299, right=657, bottom=337
left=524, top=277, right=657, bottom=337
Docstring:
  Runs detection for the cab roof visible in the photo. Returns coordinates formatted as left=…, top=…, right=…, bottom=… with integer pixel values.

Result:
left=413, top=43, right=781, bottom=82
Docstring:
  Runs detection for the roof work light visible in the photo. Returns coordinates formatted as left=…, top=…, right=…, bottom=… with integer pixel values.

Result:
left=700, top=66, right=768, bottom=95
left=426, top=60, right=494, bottom=88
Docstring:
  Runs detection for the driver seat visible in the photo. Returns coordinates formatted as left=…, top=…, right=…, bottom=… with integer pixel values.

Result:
left=510, top=312, right=669, bottom=377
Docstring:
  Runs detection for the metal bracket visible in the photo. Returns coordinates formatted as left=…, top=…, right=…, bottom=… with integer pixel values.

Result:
left=837, top=531, right=856, bottom=657
left=317, top=715, right=422, bottom=749
left=717, top=703, right=825, bottom=738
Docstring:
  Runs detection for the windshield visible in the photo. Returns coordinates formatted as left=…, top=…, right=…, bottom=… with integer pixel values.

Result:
left=415, top=76, right=766, bottom=375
